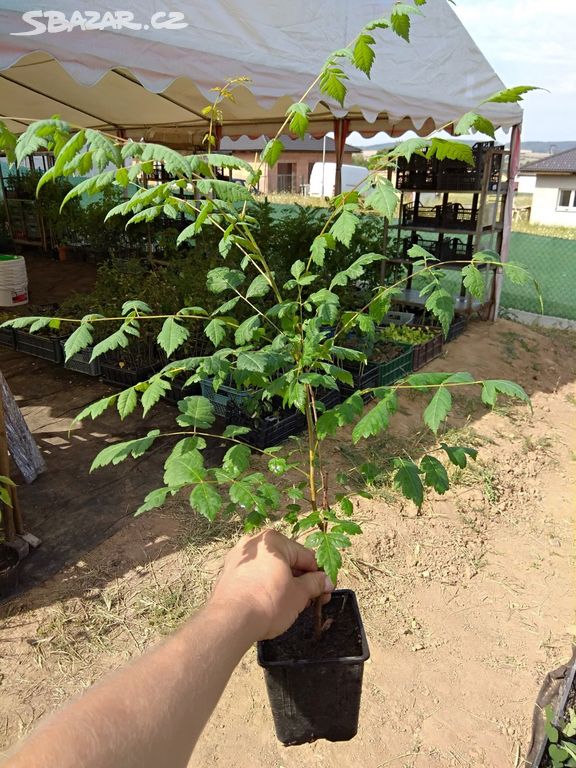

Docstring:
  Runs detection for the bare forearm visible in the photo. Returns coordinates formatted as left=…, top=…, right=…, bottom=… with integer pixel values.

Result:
left=5, top=601, right=255, bottom=768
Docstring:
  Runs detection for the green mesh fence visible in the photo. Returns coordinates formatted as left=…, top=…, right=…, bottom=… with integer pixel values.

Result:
left=502, top=232, right=576, bottom=320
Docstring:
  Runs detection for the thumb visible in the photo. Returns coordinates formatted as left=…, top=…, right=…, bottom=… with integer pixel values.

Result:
left=297, top=570, right=335, bottom=601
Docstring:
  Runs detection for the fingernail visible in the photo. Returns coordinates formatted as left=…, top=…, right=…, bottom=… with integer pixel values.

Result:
left=323, top=575, right=335, bottom=592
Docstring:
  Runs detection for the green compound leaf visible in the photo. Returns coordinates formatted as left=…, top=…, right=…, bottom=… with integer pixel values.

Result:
left=423, top=386, right=452, bottom=434
left=454, top=111, right=495, bottom=138
left=176, top=395, right=215, bottom=429
left=481, top=379, right=529, bottom=407
left=352, top=389, right=398, bottom=443
left=261, top=138, right=284, bottom=167
left=135, top=487, right=172, bottom=517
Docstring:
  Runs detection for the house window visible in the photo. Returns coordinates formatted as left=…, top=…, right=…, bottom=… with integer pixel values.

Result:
left=557, top=189, right=576, bottom=210
left=276, top=162, right=295, bottom=193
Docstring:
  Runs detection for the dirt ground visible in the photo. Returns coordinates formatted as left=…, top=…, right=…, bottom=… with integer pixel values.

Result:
left=0, top=318, right=575, bottom=767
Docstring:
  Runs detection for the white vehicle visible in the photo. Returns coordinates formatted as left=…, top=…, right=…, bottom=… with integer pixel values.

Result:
left=308, top=162, right=370, bottom=197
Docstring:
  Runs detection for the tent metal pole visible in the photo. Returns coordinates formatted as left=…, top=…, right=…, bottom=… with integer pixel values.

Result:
left=333, top=118, right=350, bottom=196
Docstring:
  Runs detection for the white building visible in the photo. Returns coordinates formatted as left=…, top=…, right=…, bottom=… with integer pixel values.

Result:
left=521, top=147, right=576, bottom=226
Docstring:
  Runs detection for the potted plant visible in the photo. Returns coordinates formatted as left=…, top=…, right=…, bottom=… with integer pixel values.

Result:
left=0, top=7, right=537, bottom=745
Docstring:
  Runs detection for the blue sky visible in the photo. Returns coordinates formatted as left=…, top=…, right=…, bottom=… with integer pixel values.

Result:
left=352, top=0, right=575, bottom=146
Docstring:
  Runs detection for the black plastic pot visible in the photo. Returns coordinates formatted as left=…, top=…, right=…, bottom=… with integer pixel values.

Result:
left=0, top=544, right=20, bottom=598
left=162, top=373, right=201, bottom=406
left=14, top=330, right=68, bottom=363
left=0, top=327, right=15, bottom=349
left=257, top=589, right=370, bottom=745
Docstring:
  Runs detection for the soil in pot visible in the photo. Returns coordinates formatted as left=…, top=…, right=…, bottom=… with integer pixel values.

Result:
left=0, top=544, right=20, bottom=598
left=258, top=589, right=370, bottom=745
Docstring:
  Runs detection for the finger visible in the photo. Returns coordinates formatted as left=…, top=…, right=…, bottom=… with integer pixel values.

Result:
left=284, top=538, right=319, bottom=573
left=296, top=570, right=334, bottom=602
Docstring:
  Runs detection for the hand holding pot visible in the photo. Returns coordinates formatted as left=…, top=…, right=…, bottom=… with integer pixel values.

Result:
left=210, top=529, right=334, bottom=641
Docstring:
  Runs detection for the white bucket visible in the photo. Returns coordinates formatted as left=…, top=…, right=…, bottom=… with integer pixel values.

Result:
left=0, top=254, right=28, bottom=307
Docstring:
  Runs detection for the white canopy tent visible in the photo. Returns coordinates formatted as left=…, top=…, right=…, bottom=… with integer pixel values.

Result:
left=0, top=0, right=521, bottom=143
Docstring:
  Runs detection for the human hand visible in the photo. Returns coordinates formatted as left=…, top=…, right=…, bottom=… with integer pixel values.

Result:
left=209, top=529, right=334, bottom=641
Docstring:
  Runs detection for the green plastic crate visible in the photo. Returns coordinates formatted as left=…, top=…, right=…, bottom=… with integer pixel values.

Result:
left=376, top=346, right=413, bottom=386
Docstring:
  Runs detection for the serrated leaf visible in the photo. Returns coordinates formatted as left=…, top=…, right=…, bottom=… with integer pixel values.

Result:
left=141, top=377, right=171, bottom=416
left=229, top=480, right=260, bottom=510
left=423, top=387, right=452, bottom=433
left=164, top=448, right=205, bottom=487
left=246, top=274, right=271, bottom=299
left=189, top=483, right=221, bottom=522
left=222, top=424, right=252, bottom=438
left=319, top=65, right=348, bottom=107
left=157, top=317, right=189, bottom=357
left=503, top=262, right=531, bottom=285
left=306, top=531, right=341, bottom=585
left=223, top=444, right=251, bottom=475
left=461, top=264, right=485, bottom=299
left=440, top=443, right=478, bottom=469
left=310, top=233, right=333, bottom=266
left=135, top=487, right=172, bottom=517
left=286, top=102, right=311, bottom=139
left=424, top=289, right=454, bottom=336
left=332, top=520, right=362, bottom=535
left=352, top=33, right=376, bottom=76
left=340, top=497, right=354, bottom=516
left=454, top=111, right=495, bottom=138
left=481, top=379, right=529, bottom=407
left=235, top=315, right=261, bottom=345
left=74, top=395, right=117, bottom=423
left=393, top=458, right=423, bottom=508
left=117, top=387, right=138, bottom=420
left=388, top=138, right=429, bottom=161
left=364, top=176, right=398, bottom=219
left=205, top=318, right=227, bottom=347
left=428, top=138, right=474, bottom=165
left=261, top=138, right=284, bottom=167
left=91, top=430, right=160, bottom=471
left=206, top=267, right=245, bottom=294
left=330, top=209, right=360, bottom=247
left=481, top=85, right=540, bottom=104
left=420, top=455, right=449, bottom=494
left=352, top=389, right=397, bottom=443
left=64, top=323, right=93, bottom=360
left=268, top=457, right=288, bottom=476
left=176, top=395, right=215, bottom=429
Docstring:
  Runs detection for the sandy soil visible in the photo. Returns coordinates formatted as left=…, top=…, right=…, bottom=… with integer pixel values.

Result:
left=0, top=318, right=575, bottom=767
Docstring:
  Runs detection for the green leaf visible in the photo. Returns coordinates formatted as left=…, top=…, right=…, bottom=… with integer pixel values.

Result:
left=91, top=430, right=160, bottom=471
left=428, top=138, right=474, bottom=165
left=461, top=264, right=485, bottom=299
left=268, top=457, right=288, bottom=476
left=286, top=102, right=311, bottom=139
left=135, top=487, right=172, bottom=517
left=306, top=531, right=342, bottom=585
left=189, top=483, right=221, bottom=521
left=164, top=448, right=206, bottom=488
left=206, top=267, right=245, bottom=294
left=454, top=111, right=495, bottom=138
left=423, top=387, right=452, bottom=433
left=246, top=274, right=271, bottom=299
left=481, top=380, right=529, bottom=407
left=352, top=389, right=398, bottom=443
left=157, top=317, right=190, bottom=357
left=117, top=387, right=138, bottom=420
left=420, top=455, right=449, bottom=494
left=64, top=323, right=93, bottom=360
left=390, top=3, right=421, bottom=41
left=364, top=176, right=398, bottom=219
left=74, top=395, right=117, bottom=423
left=176, top=396, right=215, bottom=428
left=261, top=138, right=284, bottom=167
left=319, top=65, right=348, bottom=107
left=393, top=458, right=424, bottom=508
left=340, top=497, right=354, bottom=516
left=205, top=318, right=227, bottom=347
left=424, top=289, right=454, bottom=335
left=235, top=315, right=261, bottom=346
left=330, top=210, right=360, bottom=247
left=332, top=520, right=362, bottom=535
left=352, top=33, right=376, bottom=76
left=229, top=480, right=260, bottom=511
left=141, top=377, right=171, bottom=416
left=223, top=444, right=252, bottom=476
left=222, top=424, right=252, bottom=438
left=388, top=138, right=429, bottom=161
left=481, top=85, right=540, bottom=104
left=503, top=262, right=531, bottom=285
left=440, top=443, right=478, bottom=469
left=310, top=233, right=334, bottom=266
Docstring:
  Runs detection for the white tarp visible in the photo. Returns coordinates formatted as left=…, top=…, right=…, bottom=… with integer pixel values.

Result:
left=0, top=0, right=522, bottom=144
